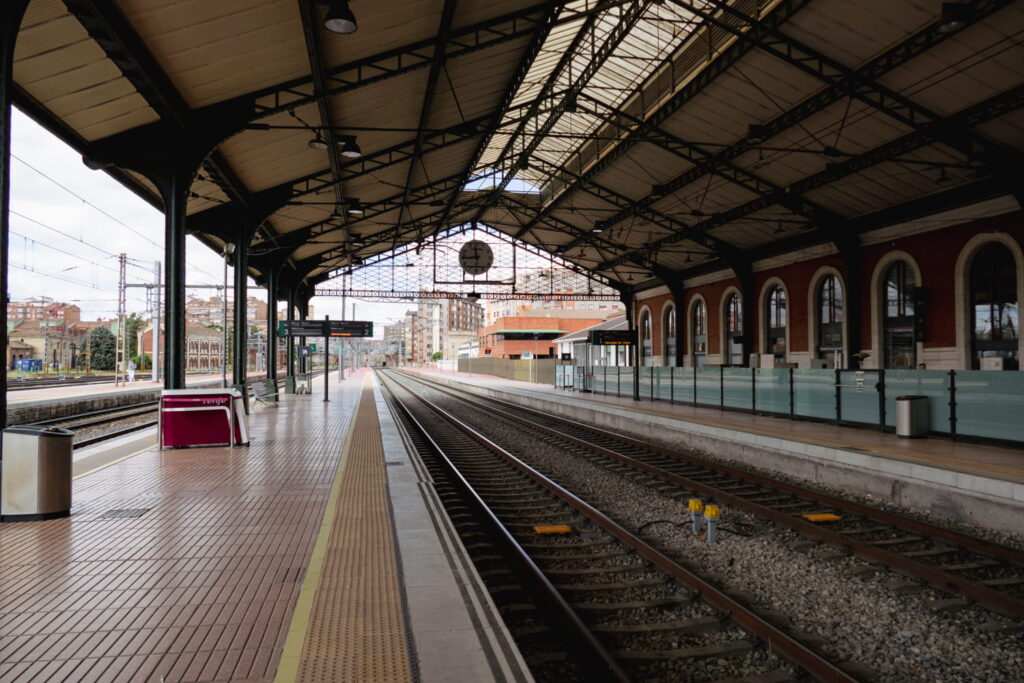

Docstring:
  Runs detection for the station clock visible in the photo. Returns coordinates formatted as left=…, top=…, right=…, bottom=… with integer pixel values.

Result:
left=458, top=240, right=494, bottom=275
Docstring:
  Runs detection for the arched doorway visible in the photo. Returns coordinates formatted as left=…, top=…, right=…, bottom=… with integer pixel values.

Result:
left=663, top=304, right=676, bottom=366
left=883, top=261, right=915, bottom=369
left=691, top=299, right=706, bottom=367
left=724, top=292, right=743, bottom=365
left=817, top=274, right=843, bottom=367
left=970, top=242, right=1019, bottom=370
left=639, top=309, right=652, bottom=367
left=766, top=285, right=787, bottom=363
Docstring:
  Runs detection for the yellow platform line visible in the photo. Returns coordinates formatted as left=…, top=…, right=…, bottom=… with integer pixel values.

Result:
left=274, top=381, right=362, bottom=683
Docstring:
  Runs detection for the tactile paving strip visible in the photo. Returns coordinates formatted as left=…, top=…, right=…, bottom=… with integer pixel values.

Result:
left=0, top=376, right=360, bottom=683
left=290, top=376, right=413, bottom=683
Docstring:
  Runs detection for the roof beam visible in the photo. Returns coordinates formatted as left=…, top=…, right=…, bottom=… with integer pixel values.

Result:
left=466, top=1, right=654, bottom=228
left=599, top=84, right=1024, bottom=269
left=508, top=0, right=813, bottom=248
left=392, top=0, right=459, bottom=246
left=677, top=0, right=1023, bottom=184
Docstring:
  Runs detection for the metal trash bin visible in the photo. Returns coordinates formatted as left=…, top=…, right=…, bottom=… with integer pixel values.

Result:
left=1, top=426, right=74, bottom=522
left=295, top=373, right=312, bottom=394
left=895, top=395, right=929, bottom=438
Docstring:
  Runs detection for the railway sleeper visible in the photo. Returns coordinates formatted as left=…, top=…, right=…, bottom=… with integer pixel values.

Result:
left=555, top=576, right=668, bottom=591
left=571, top=595, right=696, bottom=611
left=616, top=638, right=754, bottom=660
left=591, top=615, right=726, bottom=635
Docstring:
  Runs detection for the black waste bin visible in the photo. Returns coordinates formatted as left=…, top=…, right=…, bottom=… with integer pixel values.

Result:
left=1, top=426, right=74, bottom=521
left=895, top=395, right=929, bottom=438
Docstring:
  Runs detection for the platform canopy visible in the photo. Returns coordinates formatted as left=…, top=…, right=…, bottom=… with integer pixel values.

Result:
left=11, top=0, right=1024, bottom=292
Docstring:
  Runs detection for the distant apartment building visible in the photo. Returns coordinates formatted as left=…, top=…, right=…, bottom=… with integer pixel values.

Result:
left=484, top=269, right=622, bottom=324
left=411, top=298, right=484, bottom=362
left=7, top=298, right=81, bottom=325
left=479, top=315, right=607, bottom=359
left=186, top=295, right=268, bottom=330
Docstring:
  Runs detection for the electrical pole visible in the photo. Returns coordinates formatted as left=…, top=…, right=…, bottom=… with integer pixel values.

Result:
left=115, top=253, right=127, bottom=386
left=153, top=261, right=161, bottom=383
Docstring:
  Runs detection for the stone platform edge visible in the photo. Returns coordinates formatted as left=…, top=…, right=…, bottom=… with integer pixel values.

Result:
left=421, top=373, right=1023, bottom=536
left=372, top=375, right=533, bottom=683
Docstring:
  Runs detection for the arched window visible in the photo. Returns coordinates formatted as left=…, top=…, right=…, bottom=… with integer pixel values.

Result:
left=663, top=304, right=676, bottom=366
left=691, top=299, right=707, bottom=367
left=725, top=293, right=743, bottom=365
left=639, top=310, right=653, bottom=367
left=883, top=261, right=915, bottom=369
left=971, top=243, right=1019, bottom=370
left=818, top=275, right=843, bottom=367
left=766, top=285, right=787, bottom=362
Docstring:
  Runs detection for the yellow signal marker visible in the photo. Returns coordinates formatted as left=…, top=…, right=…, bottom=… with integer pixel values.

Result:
left=802, top=513, right=842, bottom=523
left=533, top=524, right=573, bottom=534
left=703, top=505, right=721, bottom=519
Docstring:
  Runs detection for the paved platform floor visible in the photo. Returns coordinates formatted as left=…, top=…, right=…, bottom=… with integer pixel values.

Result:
left=0, top=369, right=525, bottom=683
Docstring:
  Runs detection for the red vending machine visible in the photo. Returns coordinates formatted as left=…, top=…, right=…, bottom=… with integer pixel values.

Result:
left=159, top=388, right=250, bottom=448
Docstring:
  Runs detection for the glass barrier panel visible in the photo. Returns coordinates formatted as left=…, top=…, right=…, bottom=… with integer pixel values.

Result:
left=792, top=369, right=836, bottom=421
left=695, top=366, right=721, bottom=406
left=722, top=368, right=753, bottom=410
left=755, top=369, right=790, bottom=414
left=638, top=367, right=652, bottom=398
left=838, top=370, right=881, bottom=427
left=954, top=371, right=1024, bottom=444
left=618, top=367, right=634, bottom=397
left=655, top=367, right=674, bottom=401
left=672, top=366, right=694, bottom=404
left=883, top=370, right=950, bottom=433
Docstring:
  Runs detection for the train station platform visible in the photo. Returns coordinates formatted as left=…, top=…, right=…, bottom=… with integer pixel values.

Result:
left=410, top=368, right=1024, bottom=536
left=0, top=370, right=527, bottom=683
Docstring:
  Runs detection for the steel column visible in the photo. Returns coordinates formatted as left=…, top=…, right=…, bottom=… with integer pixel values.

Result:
left=286, top=288, right=296, bottom=380
left=0, top=0, right=30, bottom=435
left=266, top=267, right=278, bottom=394
left=232, top=225, right=250, bottom=387
left=159, top=162, right=190, bottom=389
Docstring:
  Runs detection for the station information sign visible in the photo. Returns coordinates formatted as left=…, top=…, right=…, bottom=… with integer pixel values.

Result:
left=278, top=320, right=374, bottom=338
left=589, top=330, right=635, bottom=346
left=328, top=320, right=373, bottom=337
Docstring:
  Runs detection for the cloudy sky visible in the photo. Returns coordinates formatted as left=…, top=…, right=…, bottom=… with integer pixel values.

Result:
left=9, top=108, right=411, bottom=334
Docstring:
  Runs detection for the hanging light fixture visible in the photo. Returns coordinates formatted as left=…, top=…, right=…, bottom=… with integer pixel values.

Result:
left=339, top=136, right=362, bottom=158
left=346, top=200, right=364, bottom=216
left=936, top=167, right=952, bottom=185
left=308, top=136, right=329, bottom=150
left=938, top=2, right=972, bottom=33
left=774, top=219, right=785, bottom=234
left=323, top=0, right=358, bottom=34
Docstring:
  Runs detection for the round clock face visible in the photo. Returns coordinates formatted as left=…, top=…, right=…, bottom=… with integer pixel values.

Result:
left=459, top=240, right=494, bottom=275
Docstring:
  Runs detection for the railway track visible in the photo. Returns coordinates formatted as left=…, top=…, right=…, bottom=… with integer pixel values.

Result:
left=29, top=403, right=159, bottom=449
left=379, top=370, right=860, bottom=682
left=395, top=370, right=1024, bottom=622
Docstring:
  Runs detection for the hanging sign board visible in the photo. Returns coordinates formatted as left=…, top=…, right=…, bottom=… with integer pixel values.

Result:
left=328, top=320, right=373, bottom=337
left=279, top=320, right=327, bottom=337
left=278, top=320, right=374, bottom=338
left=589, top=330, right=635, bottom=346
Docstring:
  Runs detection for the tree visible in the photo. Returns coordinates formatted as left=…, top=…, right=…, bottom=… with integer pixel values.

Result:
left=125, top=313, right=145, bottom=360
left=431, top=351, right=443, bottom=361
left=88, top=326, right=116, bottom=371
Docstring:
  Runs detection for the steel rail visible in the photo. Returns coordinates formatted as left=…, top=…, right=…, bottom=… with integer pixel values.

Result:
left=401, top=371, right=1024, bottom=620
left=30, top=401, right=159, bottom=428
left=378, top=372, right=630, bottom=682
left=382, top=370, right=858, bottom=682
left=73, top=420, right=156, bottom=449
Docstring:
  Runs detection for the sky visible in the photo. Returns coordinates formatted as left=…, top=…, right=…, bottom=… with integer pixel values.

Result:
left=9, top=108, right=410, bottom=335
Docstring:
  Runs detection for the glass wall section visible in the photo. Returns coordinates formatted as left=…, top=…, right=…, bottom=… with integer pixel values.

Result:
left=883, top=261, right=916, bottom=369
left=695, top=366, right=720, bottom=404
left=754, top=369, right=789, bottom=413
left=722, top=368, right=752, bottom=409
left=691, top=300, right=707, bottom=367
left=883, top=370, right=950, bottom=432
left=792, top=369, right=835, bottom=420
left=766, top=286, right=787, bottom=362
left=956, top=371, right=1024, bottom=442
left=640, top=311, right=653, bottom=367
left=663, top=305, right=676, bottom=366
left=970, top=243, right=1019, bottom=370
left=818, top=275, right=843, bottom=367
left=726, top=293, right=743, bottom=365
